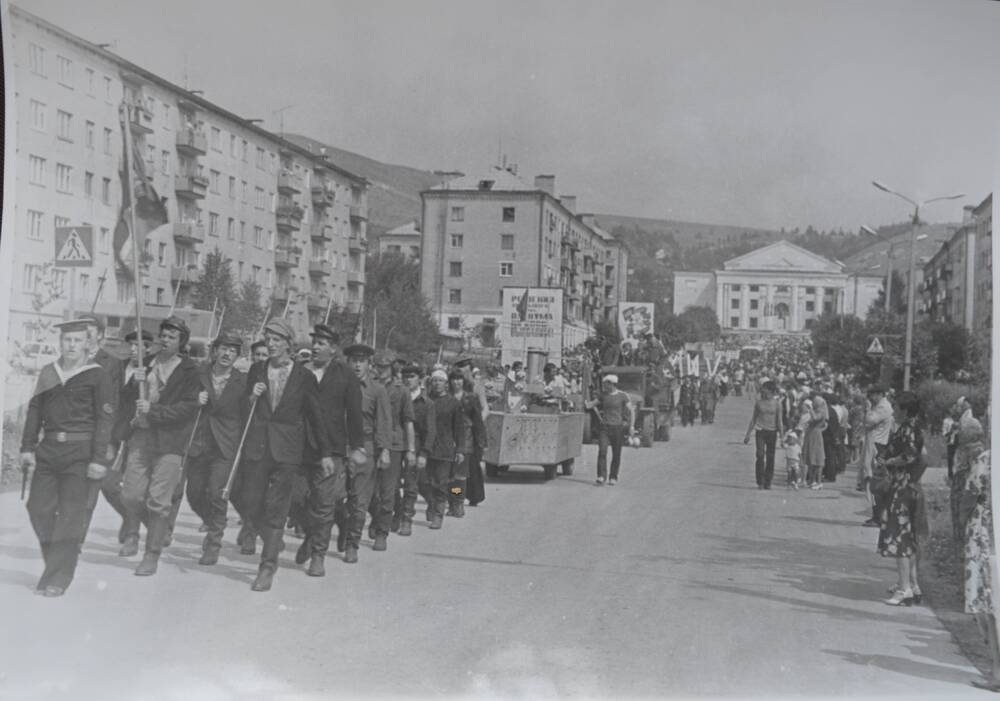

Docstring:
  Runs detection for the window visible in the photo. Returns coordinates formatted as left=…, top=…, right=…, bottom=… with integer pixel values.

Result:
left=103, top=128, right=112, bottom=154
left=450, top=207, right=464, bottom=222
left=29, top=44, right=46, bottom=76
left=23, top=264, right=42, bottom=293
left=29, top=155, right=46, bottom=185
left=731, top=298, right=739, bottom=310
left=146, top=144, right=156, bottom=168
left=252, top=265, right=261, bottom=283
left=209, top=212, right=219, bottom=236
left=748, top=317, right=758, bottom=329
left=749, top=299, right=758, bottom=310
left=241, top=181, right=248, bottom=203
left=161, top=150, right=170, bottom=175
left=805, top=286, right=816, bottom=295
left=239, top=221, right=246, bottom=243
left=805, top=300, right=815, bottom=312
left=101, top=177, right=111, bottom=204
left=499, top=262, right=514, bottom=277
left=84, top=68, right=95, bottom=94
left=450, top=234, right=464, bottom=248
left=447, top=316, right=461, bottom=331
left=156, top=288, right=165, bottom=305
left=142, top=285, right=151, bottom=303
left=84, top=172, right=94, bottom=197
left=256, top=187, right=265, bottom=209
left=449, top=262, right=462, bottom=277
left=230, top=134, right=238, bottom=158
left=207, top=170, right=219, bottom=194
left=227, top=218, right=235, bottom=240
left=749, top=285, right=759, bottom=292
left=731, top=284, right=741, bottom=292
left=99, top=227, right=110, bottom=253
left=210, top=127, right=221, bottom=151
left=57, top=55, right=72, bottom=86
left=502, top=207, right=515, bottom=222
left=228, top=176, right=236, bottom=199
left=85, top=120, right=95, bottom=148
left=27, top=210, right=44, bottom=241
left=104, top=76, right=112, bottom=100
left=730, top=316, right=739, bottom=327
left=256, top=147, right=265, bottom=168
left=54, top=216, right=70, bottom=228
left=254, top=226, right=263, bottom=248
left=501, top=234, right=514, bottom=250
left=449, top=289, right=462, bottom=304
left=242, top=139, right=248, bottom=162
left=80, top=274, right=90, bottom=299
left=29, top=100, right=46, bottom=131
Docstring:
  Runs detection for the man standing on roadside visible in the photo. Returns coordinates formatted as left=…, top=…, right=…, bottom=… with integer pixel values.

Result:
left=121, top=316, right=200, bottom=577
left=240, top=319, right=323, bottom=591
left=295, top=325, right=364, bottom=577
left=185, top=334, right=247, bottom=566
left=586, top=374, right=633, bottom=486
left=22, top=319, right=115, bottom=596
left=861, top=384, right=895, bottom=527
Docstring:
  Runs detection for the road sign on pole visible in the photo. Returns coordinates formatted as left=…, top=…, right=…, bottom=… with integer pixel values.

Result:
left=54, top=227, right=94, bottom=267
left=866, top=336, right=885, bottom=356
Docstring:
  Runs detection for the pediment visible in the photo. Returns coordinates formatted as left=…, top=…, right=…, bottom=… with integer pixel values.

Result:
left=722, top=241, right=843, bottom=273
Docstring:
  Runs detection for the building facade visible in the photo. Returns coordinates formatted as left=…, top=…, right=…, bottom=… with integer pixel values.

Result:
left=972, top=193, right=993, bottom=331
left=378, top=219, right=421, bottom=260
left=419, top=168, right=628, bottom=350
left=7, top=5, right=367, bottom=345
left=673, top=241, right=882, bottom=333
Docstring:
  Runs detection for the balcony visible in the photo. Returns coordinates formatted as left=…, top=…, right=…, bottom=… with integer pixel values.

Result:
left=277, top=171, right=303, bottom=194
left=274, top=248, right=300, bottom=269
left=560, top=258, right=573, bottom=272
left=604, top=295, right=617, bottom=308
left=272, top=285, right=292, bottom=304
left=349, top=205, right=367, bottom=222
left=175, top=128, right=207, bottom=156
left=348, top=235, right=366, bottom=253
left=309, top=259, right=332, bottom=277
left=311, top=225, right=333, bottom=242
left=172, top=221, right=205, bottom=245
left=175, top=173, right=208, bottom=199
left=347, top=271, right=363, bottom=286
left=307, top=293, right=327, bottom=311
left=276, top=204, right=305, bottom=231
left=311, top=184, right=335, bottom=208
left=561, top=235, right=579, bottom=251
left=127, top=105, right=154, bottom=135
left=170, top=265, right=201, bottom=285
left=567, top=290, right=580, bottom=301
left=581, top=271, right=595, bottom=283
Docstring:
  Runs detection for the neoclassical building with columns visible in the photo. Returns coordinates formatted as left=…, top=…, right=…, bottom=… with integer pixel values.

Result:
left=673, top=241, right=883, bottom=333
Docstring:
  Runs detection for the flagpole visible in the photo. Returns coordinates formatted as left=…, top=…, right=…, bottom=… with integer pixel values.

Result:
left=256, top=298, right=272, bottom=338
left=122, top=101, right=146, bottom=397
left=90, top=268, right=108, bottom=314
left=323, top=293, right=335, bottom=326
left=216, top=305, right=226, bottom=336
left=168, top=272, right=183, bottom=315
left=207, top=297, right=218, bottom=338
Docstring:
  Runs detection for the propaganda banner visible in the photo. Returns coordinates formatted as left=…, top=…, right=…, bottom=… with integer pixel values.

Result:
left=617, top=302, right=654, bottom=349
left=499, top=287, right=564, bottom=366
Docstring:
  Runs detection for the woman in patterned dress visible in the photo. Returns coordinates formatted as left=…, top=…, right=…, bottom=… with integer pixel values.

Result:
left=963, top=447, right=1000, bottom=690
left=877, top=391, right=927, bottom=606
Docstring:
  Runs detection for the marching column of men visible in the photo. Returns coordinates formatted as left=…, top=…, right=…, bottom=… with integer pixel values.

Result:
left=22, top=318, right=484, bottom=595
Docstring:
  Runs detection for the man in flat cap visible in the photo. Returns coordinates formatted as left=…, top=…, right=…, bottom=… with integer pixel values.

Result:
left=121, top=316, right=201, bottom=576
left=240, top=318, right=323, bottom=591
left=185, top=333, right=247, bottom=565
left=294, top=325, right=364, bottom=577
left=229, top=338, right=271, bottom=553
left=21, top=319, right=115, bottom=596
left=338, top=343, right=391, bottom=563
left=395, top=364, right=430, bottom=536
left=366, top=349, right=414, bottom=551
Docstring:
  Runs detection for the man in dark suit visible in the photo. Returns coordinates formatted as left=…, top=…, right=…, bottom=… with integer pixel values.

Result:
left=240, top=319, right=324, bottom=591
left=294, top=325, right=364, bottom=577
left=185, top=333, right=247, bottom=565
left=121, top=316, right=201, bottom=577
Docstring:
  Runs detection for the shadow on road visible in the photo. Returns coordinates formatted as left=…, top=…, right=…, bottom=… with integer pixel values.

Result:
left=824, top=647, right=976, bottom=685
left=784, top=515, right=865, bottom=528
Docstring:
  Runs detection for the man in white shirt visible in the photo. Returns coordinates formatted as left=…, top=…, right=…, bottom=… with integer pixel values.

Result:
left=862, top=384, right=895, bottom=527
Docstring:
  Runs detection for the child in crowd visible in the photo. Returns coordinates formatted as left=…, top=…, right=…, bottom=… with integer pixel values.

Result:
left=784, top=430, right=802, bottom=490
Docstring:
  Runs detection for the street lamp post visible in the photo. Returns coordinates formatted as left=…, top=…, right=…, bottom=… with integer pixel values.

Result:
left=861, top=225, right=927, bottom=315
left=871, top=182, right=964, bottom=390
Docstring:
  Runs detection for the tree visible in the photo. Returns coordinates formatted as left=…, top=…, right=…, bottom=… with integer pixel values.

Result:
left=223, top=279, right=268, bottom=339
left=810, top=314, right=877, bottom=379
left=867, top=270, right=906, bottom=318
left=676, top=306, right=721, bottom=343
left=191, top=247, right=236, bottom=313
left=362, top=252, right=439, bottom=356
left=927, top=321, right=970, bottom=380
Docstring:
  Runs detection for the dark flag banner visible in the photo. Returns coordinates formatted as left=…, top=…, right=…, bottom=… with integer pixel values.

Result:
left=113, top=104, right=169, bottom=279
left=516, top=287, right=530, bottom=321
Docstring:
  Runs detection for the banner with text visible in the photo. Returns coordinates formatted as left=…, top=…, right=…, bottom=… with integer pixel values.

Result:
left=499, top=287, right=564, bottom=367
left=617, top=302, right=655, bottom=350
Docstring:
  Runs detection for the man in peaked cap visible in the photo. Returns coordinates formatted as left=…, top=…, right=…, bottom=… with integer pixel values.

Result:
left=22, top=319, right=115, bottom=596
left=184, top=333, right=247, bottom=565
left=293, top=325, right=364, bottom=576
left=120, top=315, right=201, bottom=576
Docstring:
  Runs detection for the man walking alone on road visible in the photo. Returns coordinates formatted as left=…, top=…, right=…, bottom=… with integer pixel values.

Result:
left=22, top=319, right=115, bottom=596
left=586, top=374, right=633, bottom=486
left=744, top=380, right=783, bottom=489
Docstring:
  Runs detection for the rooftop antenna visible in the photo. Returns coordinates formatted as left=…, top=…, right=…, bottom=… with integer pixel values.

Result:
left=497, top=137, right=502, bottom=168
left=273, top=104, right=295, bottom=135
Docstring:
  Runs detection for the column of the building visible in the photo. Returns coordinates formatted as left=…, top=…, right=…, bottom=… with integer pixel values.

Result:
left=765, top=284, right=775, bottom=330
left=740, top=283, right=750, bottom=329
left=790, top=284, right=800, bottom=330
left=715, top=279, right=725, bottom=328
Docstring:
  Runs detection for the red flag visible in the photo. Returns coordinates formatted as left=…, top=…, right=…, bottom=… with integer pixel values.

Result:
left=113, top=109, right=168, bottom=279
left=516, top=288, right=530, bottom=321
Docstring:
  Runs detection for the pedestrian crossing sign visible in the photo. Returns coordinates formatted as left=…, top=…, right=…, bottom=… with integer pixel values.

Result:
left=866, top=336, right=885, bottom=356
left=54, top=227, right=93, bottom=267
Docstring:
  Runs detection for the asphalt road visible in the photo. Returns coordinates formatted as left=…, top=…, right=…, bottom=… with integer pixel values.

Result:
left=0, top=395, right=985, bottom=700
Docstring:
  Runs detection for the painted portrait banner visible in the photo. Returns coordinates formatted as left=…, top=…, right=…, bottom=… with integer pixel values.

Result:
left=499, top=287, right=564, bottom=366
left=617, top=302, right=654, bottom=349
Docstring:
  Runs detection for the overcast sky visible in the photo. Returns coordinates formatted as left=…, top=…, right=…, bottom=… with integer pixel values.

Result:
left=12, top=0, right=999, bottom=230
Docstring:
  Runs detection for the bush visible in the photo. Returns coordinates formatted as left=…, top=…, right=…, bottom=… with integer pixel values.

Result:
left=913, top=379, right=989, bottom=434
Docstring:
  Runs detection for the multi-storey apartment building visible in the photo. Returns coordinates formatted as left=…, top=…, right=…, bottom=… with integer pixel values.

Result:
left=6, top=5, right=367, bottom=344
left=419, top=168, right=628, bottom=350
left=921, top=195, right=992, bottom=331
left=378, top=220, right=421, bottom=260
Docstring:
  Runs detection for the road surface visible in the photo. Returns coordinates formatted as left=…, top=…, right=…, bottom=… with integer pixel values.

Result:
left=0, top=395, right=984, bottom=699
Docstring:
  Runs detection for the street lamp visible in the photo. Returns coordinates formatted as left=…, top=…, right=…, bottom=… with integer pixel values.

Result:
left=871, top=181, right=964, bottom=389
left=861, top=225, right=927, bottom=314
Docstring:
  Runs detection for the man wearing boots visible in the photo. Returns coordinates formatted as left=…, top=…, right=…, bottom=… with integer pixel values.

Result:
left=420, top=369, right=466, bottom=530
left=368, top=350, right=414, bottom=552
left=453, top=356, right=488, bottom=508
left=185, top=334, right=247, bottom=566
left=339, top=343, right=390, bottom=563
left=295, top=325, right=364, bottom=577
left=121, top=316, right=200, bottom=576
left=240, top=319, right=323, bottom=591
left=22, top=319, right=115, bottom=596
left=396, top=365, right=430, bottom=537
